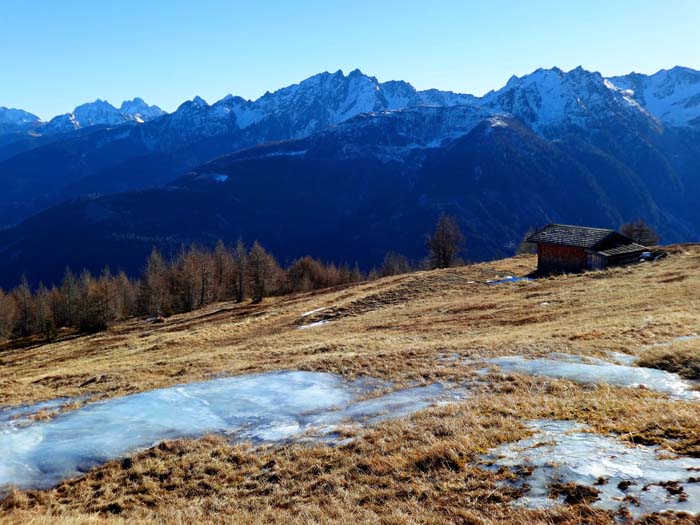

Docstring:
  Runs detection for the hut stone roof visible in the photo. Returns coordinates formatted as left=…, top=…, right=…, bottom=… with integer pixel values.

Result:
left=597, top=243, right=647, bottom=257
left=526, top=224, right=619, bottom=249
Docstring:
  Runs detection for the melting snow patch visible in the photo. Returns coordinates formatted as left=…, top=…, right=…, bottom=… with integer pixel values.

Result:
left=298, top=320, right=329, bottom=330
left=0, top=371, right=465, bottom=492
left=645, top=334, right=700, bottom=349
left=483, top=419, right=700, bottom=518
left=486, top=276, right=533, bottom=285
left=488, top=353, right=700, bottom=400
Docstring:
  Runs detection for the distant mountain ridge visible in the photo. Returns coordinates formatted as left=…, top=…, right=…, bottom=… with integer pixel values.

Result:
left=0, top=69, right=485, bottom=225
left=1, top=98, right=166, bottom=136
left=4, top=65, right=699, bottom=138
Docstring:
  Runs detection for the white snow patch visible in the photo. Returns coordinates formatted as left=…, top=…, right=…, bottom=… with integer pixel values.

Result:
left=483, top=419, right=700, bottom=517
left=487, top=116, right=509, bottom=127
left=298, top=320, right=329, bottom=330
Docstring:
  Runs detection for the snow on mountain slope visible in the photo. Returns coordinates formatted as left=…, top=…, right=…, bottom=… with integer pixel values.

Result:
left=0, top=107, right=42, bottom=134
left=252, top=69, right=386, bottom=137
left=200, top=69, right=480, bottom=141
left=139, top=70, right=482, bottom=150
left=45, top=98, right=165, bottom=133
left=481, top=66, right=655, bottom=135
left=6, top=65, right=700, bottom=144
left=417, top=88, right=478, bottom=107
left=46, top=100, right=127, bottom=132
left=609, top=66, right=700, bottom=127
left=119, top=97, right=166, bottom=123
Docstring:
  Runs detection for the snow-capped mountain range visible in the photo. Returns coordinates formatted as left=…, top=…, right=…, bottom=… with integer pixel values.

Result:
left=3, top=65, right=699, bottom=141
left=128, top=65, right=700, bottom=148
left=1, top=65, right=699, bottom=220
left=0, top=98, right=165, bottom=136
left=609, top=66, right=700, bottom=127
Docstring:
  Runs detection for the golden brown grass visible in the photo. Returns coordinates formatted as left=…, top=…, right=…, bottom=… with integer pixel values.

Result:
left=638, top=340, right=700, bottom=381
left=3, top=246, right=700, bottom=523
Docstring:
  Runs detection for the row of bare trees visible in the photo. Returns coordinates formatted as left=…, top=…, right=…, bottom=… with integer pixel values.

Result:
left=0, top=240, right=369, bottom=342
left=0, top=215, right=469, bottom=342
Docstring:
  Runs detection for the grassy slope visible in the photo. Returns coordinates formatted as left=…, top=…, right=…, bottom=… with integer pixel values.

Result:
left=2, top=247, right=700, bottom=524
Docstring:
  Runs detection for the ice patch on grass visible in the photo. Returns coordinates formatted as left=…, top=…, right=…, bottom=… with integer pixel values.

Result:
left=0, top=371, right=465, bottom=492
left=488, top=353, right=700, bottom=400
left=607, top=351, right=637, bottom=366
left=645, top=334, right=700, bottom=348
left=486, top=276, right=533, bottom=285
left=0, top=398, right=78, bottom=430
left=483, top=419, right=700, bottom=517
left=298, top=320, right=329, bottom=330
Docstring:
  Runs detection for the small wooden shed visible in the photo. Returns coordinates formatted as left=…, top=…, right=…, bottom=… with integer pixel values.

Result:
left=527, top=224, right=647, bottom=274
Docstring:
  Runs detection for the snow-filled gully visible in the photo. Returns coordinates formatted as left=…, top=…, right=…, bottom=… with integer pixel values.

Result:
left=0, top=371, right=466, bottom=492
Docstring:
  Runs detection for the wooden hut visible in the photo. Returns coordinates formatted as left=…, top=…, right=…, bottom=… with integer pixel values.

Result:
left=527, top=224, right=647, bottom=274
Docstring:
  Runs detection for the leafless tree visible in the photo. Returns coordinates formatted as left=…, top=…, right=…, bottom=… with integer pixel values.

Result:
left=232, top=239, right=248, bottom=302
left=426, top=214, right=465, bottom=269
left=380, top=252, right=412, bottom=277
left=516, top=228, right=538, bottom=255
left=137, top=248, right=170, bottom=317
left=621, top=219, right=660, bottom=246
left=247, top=241, right=281, bottom=303
left=0, top=289, right=16, bottom=340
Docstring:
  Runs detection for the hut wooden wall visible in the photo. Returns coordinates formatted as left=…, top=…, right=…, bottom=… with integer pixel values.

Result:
left=537, top=244, right=587, bottom=273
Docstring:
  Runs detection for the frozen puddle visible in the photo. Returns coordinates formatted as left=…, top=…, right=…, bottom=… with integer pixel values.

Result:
left=488, top=353, right=700, bottom=400
left=0, top=371, right=464, bottom=492
left=483, top=420, right=700, bottom=518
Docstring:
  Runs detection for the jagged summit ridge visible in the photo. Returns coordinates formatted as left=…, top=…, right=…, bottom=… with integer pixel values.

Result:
left=46, top=98, right=165, bottom=132
left=609, top=67, right=700, bottom=127
left=4, top=66, right=700, bottom=139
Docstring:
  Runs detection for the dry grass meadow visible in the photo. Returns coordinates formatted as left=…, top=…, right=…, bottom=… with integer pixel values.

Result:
left=2, top=246, right=700, bottom=524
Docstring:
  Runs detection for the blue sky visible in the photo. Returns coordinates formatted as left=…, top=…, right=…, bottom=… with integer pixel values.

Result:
left=2, top=0, right=699, bottom=119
